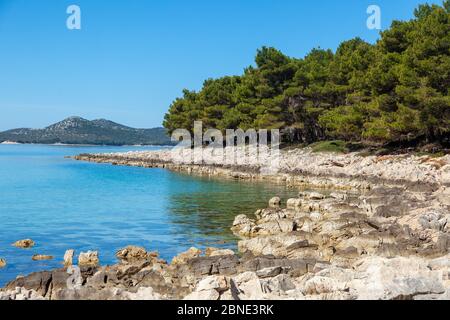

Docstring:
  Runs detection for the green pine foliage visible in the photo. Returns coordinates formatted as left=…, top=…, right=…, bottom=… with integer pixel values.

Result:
left=164, top=2, right=450, bottom=146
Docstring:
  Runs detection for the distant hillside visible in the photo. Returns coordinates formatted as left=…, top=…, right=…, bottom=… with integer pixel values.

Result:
left=0, top=117, right=174, bottom=146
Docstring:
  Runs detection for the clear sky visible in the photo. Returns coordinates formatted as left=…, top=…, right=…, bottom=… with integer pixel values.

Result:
left=0, top=0, right=443, bottom=130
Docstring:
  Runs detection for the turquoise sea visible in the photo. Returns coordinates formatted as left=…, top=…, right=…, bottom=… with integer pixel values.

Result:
left=0, top=144, right=298, bottom=286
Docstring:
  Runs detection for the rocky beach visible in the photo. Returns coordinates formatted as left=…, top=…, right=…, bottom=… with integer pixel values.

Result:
left=1, top=147, right=449, bottom=300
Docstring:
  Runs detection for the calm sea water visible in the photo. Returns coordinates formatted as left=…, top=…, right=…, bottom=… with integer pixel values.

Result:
left=0, top=144, right=298, bottom=286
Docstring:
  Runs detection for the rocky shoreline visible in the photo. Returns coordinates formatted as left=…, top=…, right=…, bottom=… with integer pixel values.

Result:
left=73, top=148, right=450, bottom=190
left=2, top=148, right=450, bottom=300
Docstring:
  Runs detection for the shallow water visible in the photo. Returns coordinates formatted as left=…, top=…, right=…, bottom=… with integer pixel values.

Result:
left=0, top=144, right=299, bottom=286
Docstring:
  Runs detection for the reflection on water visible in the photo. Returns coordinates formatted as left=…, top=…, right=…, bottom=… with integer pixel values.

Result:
left=166, top=174, right=300, bottom=246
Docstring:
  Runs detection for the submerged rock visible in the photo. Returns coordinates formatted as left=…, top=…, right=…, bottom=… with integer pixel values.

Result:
left=0, top=258, right=6, bottom=268
left=12, top=239, right=35, bottom=249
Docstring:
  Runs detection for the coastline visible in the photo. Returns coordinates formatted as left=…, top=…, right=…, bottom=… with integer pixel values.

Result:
left=2, top=147, right=450, bottom=300
left=72, top=148, right=450, bottom=190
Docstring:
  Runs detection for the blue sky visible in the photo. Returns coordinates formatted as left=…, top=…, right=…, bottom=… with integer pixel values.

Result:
left=0, top=0, right=443, bottom=130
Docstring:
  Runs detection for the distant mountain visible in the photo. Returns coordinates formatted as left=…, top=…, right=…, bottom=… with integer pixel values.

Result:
left=0, top=117, right=174, bottom=146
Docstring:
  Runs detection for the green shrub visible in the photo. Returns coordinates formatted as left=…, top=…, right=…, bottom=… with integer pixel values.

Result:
left=310, top=140, right=349, bottom=153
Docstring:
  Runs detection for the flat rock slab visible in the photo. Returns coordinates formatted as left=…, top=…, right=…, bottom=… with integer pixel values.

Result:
left=12, top=239, right=35, bottom=248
